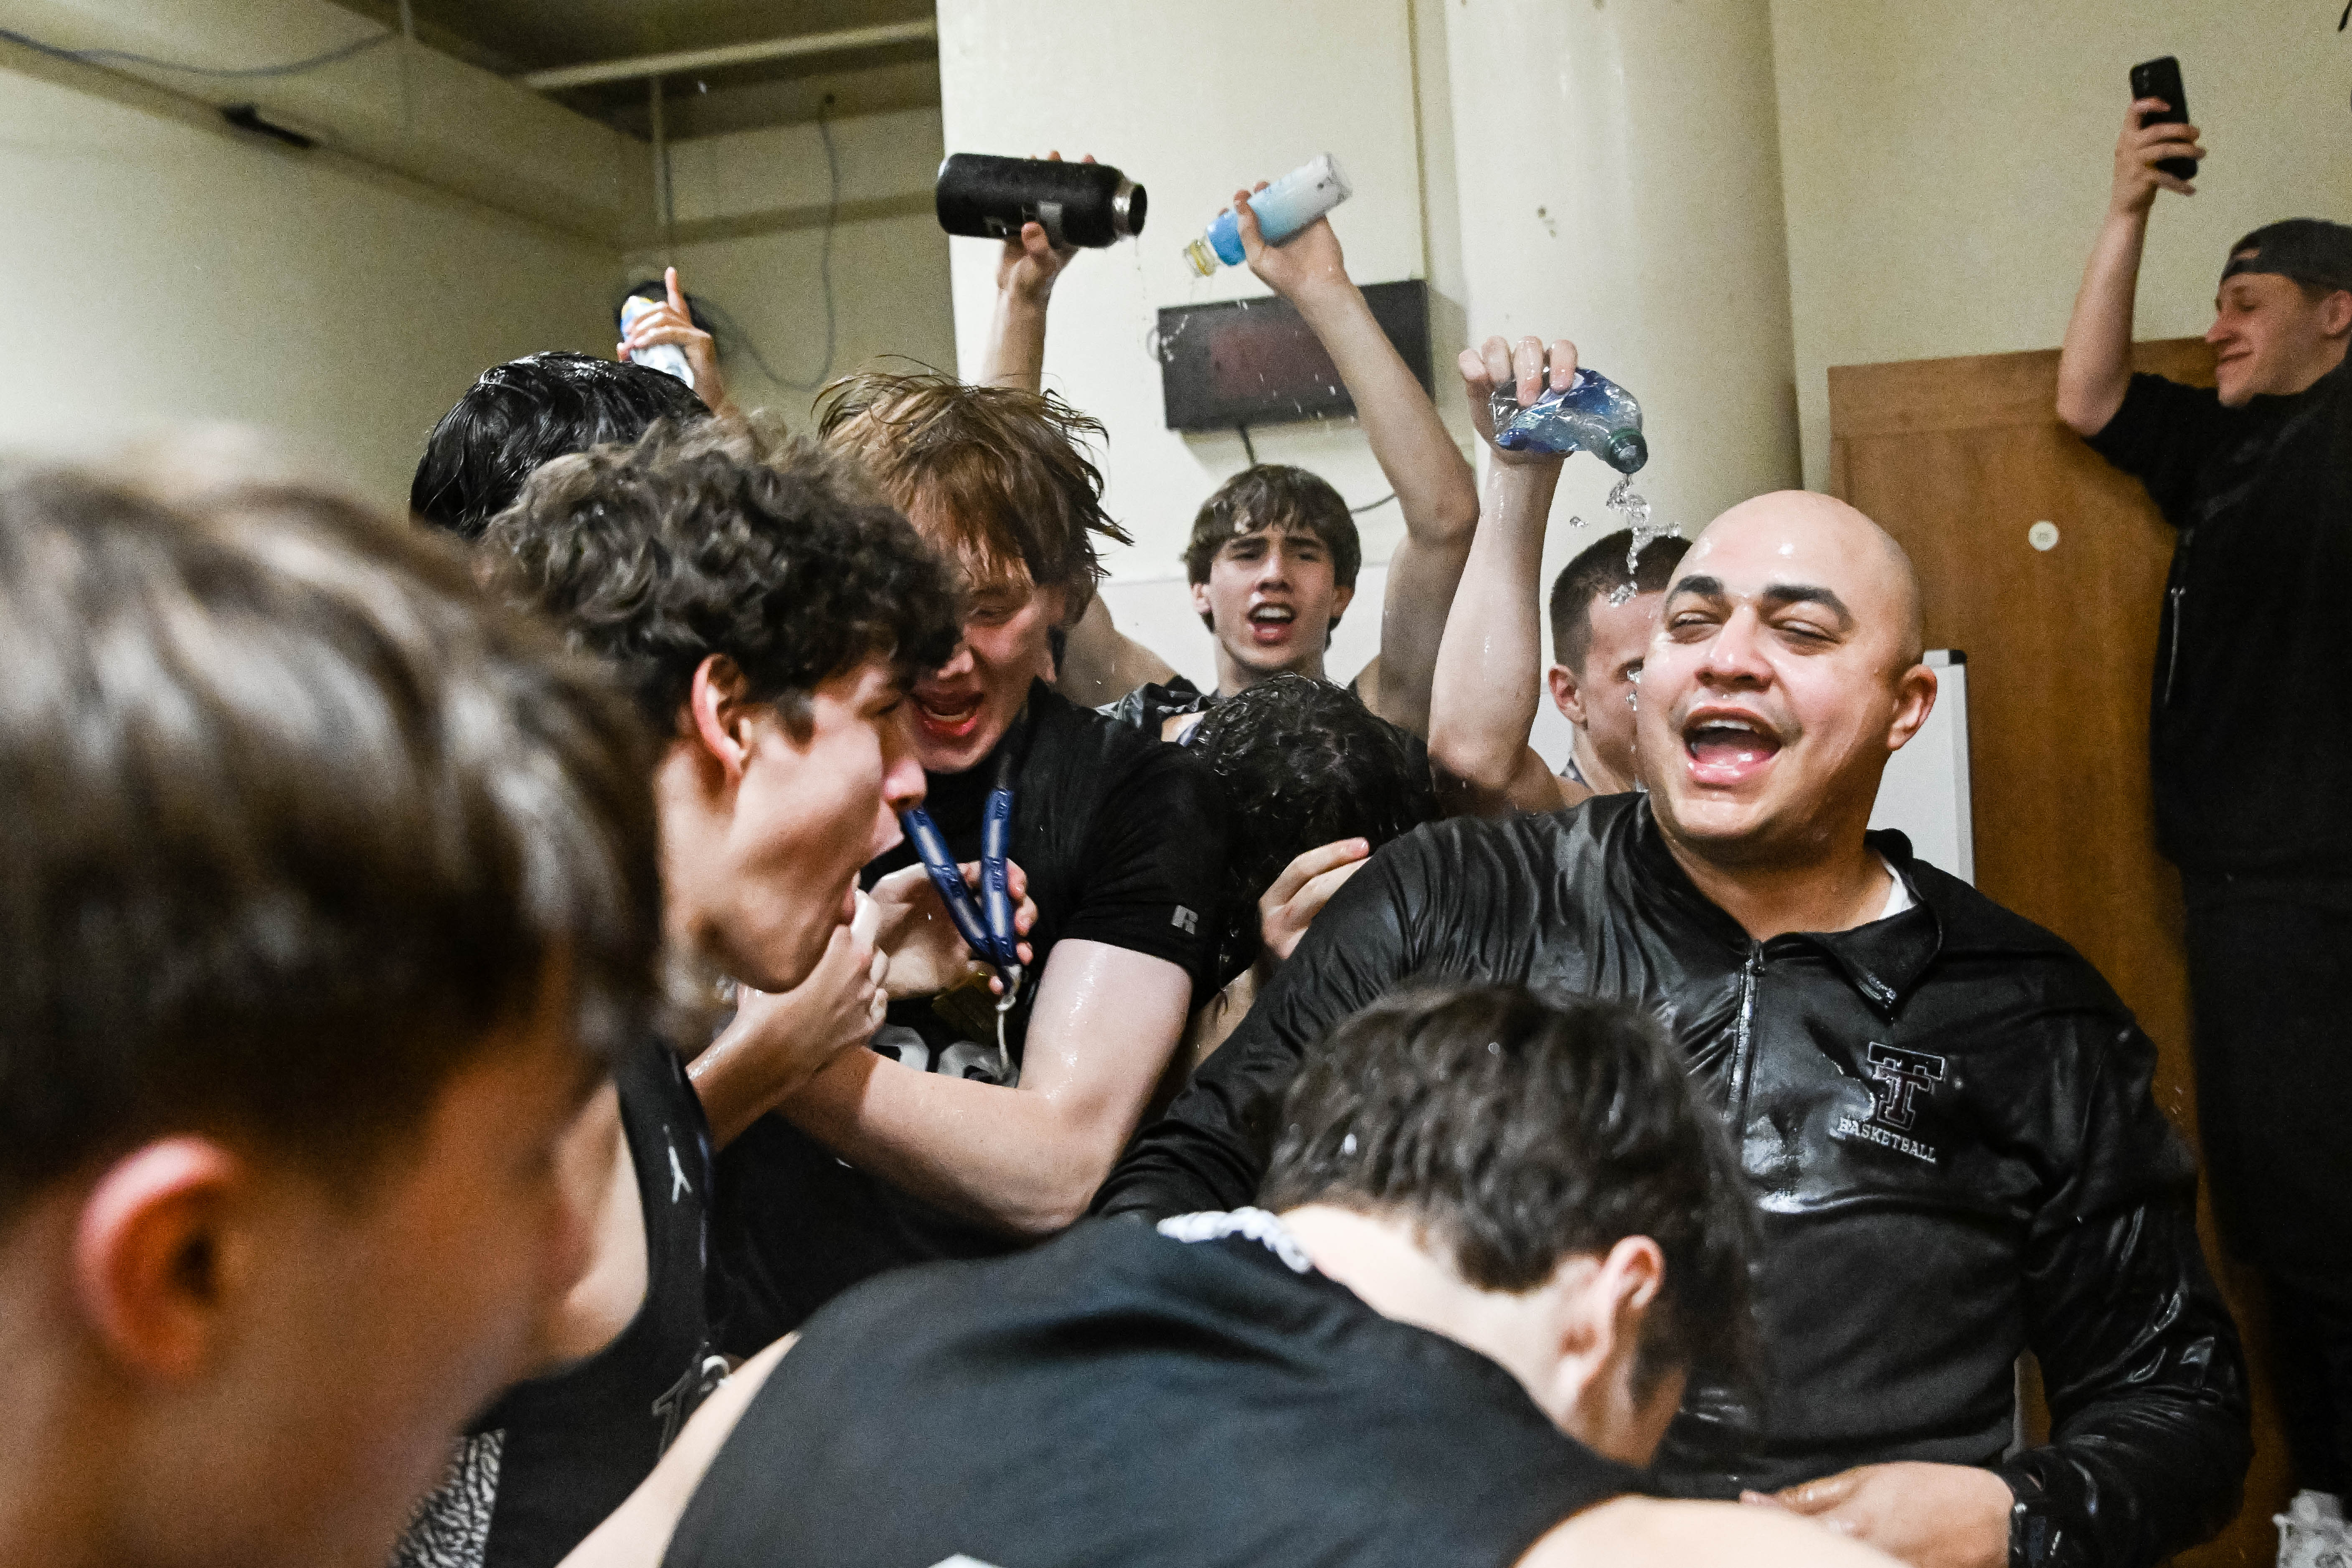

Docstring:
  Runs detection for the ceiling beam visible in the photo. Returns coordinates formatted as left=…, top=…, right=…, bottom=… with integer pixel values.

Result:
left=517, top=19, right=937, bottom=92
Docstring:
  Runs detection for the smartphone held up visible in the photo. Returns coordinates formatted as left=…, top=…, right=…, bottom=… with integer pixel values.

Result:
left=2129, top=56, right=2201, bottom=185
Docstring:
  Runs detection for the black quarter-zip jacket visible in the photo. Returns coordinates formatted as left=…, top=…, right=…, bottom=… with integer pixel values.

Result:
left=1096, top=795, right=2248, bottom=1568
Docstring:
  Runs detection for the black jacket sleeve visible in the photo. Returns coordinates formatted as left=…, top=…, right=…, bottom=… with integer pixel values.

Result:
left=1093, top=838, right=1424, bottom=1221
left=1997, top=1017, right=2251, bottom=1568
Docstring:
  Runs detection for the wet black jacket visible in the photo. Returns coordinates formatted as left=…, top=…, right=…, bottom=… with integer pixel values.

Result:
left=1096, top=796, right=2249, bottom=1568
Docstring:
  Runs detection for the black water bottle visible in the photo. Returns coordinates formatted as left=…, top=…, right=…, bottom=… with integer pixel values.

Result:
left=935, top=153, right=1146, bottom=249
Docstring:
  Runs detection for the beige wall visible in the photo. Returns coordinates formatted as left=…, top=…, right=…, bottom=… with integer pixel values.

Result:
left=624, top=107, right=957, bottom=426
left=1772, top=0, right=2352, bottom=488
left=0, top=48, right=618, bottom=512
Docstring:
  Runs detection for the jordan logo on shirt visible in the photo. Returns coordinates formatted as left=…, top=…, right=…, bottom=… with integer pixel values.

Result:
left=667, top=1139, right=693, bottom=1203
left=1831, top=1043, right=1947, bottom=1165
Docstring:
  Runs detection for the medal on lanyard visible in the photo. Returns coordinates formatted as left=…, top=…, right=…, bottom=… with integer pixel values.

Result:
left=897, top=746, right=1023, bottom=1076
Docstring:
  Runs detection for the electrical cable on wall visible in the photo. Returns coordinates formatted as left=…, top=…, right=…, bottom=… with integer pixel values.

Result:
left=705, top=98, right=842, bottom=394
left=0, top=24, right=394, bottom=79
left=1233, top=424, right=1392, bottom=512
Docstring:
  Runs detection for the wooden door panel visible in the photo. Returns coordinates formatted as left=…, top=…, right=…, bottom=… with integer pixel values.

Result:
left=1830, top=340, right=2290, bottom=1567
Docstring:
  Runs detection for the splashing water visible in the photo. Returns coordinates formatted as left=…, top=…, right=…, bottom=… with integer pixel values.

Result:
left=1599, top=475, right=1684, bottom=605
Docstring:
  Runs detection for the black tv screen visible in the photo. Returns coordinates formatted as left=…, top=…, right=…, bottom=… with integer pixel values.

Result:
left=1157, top=279, right=1431, bottom=432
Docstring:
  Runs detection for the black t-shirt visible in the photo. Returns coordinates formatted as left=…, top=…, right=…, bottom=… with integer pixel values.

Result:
left=2086, top=358, right=2352, bottom=874
left=667, top=1210, right=1642, bottom=1568
left=710, top=682, right=1227, bottom=1349
left=393, top=1041, right=719, bottom=1568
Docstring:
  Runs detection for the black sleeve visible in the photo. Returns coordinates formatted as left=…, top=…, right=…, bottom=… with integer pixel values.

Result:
left=1092, top=835, right=1427, bottom=1221
left=2082, top=373, right=2236, bottom=526
left=1055, top=742, right=1228, bottom=996
left=1997, top=1017, right=2251, bottom=1568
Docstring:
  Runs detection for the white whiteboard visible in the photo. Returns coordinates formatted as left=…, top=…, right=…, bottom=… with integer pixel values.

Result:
left=1867, top=651, right=1974, bottom=885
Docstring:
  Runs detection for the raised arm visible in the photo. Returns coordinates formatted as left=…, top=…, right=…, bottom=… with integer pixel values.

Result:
left=2055, top=99, right=2205, bottom=436
left=970, top=152, right=1088, bottom=393
left=1054, top=591, right=1179, bottom=708
left=1429, top=334, right=1584, bottom=817
left=1232, top=190, right=1477, bottom=736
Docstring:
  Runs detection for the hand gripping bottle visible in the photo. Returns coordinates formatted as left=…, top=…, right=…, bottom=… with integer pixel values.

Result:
left=618, top=294, right=695, bottom=391
left=1183, top=153, right=1353, bottom=277
left=1489, top=367, right=1648, bottom=474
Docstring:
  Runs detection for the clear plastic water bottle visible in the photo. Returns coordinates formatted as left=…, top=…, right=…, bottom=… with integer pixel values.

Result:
left=1489, top=368, right=1648, bottom=474
left=618, top=294, right=695, bottom=391
left=1183, top=153, right=1353, bottom=277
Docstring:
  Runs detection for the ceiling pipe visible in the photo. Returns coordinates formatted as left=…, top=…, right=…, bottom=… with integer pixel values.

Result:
left=518, top=18, right=936, bottom=92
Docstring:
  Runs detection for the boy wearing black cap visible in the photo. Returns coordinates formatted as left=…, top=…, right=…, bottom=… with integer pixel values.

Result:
left=2056, top=89, right=2352, bottom=1551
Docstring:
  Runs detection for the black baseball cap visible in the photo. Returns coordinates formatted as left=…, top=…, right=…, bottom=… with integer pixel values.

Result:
left=2222, top=218, right=2352, bottom=294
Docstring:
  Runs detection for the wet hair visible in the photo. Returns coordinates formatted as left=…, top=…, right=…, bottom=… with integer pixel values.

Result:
left=0, top=467, right=664, bottom=1218
left=816, top=369, right=1129, bottom=617
left=1261, top=983, right=1757, bottom=1395
left=1187, top=674, right=1435, bottom=981
left=481, top=411, right=962, bottom=733
left=411, top=351, right=709, bottom=540
left=1182, top=464, right=1362, bottom=619
left=1548, top=528, right=1690, bottom=671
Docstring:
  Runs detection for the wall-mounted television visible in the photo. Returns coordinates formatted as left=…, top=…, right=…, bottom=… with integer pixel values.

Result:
left=1156, top=278, right=1431, bottom=432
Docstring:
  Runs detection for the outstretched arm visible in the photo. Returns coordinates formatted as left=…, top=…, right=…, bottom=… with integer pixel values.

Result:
left=1233, top=189, right=1477, bottom=736
left=776, top=939, right=1192, bottom=1233
left=1429, top=335, right=1583, bottom=818
left=2055, top=99, right=2204, bottom=436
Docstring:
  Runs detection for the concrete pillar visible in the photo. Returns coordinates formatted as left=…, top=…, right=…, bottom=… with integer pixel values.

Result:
left=1441, top=0, right=1800, bottom=554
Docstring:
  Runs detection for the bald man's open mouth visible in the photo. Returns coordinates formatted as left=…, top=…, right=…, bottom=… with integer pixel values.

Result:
left=1682, top=705, right=1784, bottom=788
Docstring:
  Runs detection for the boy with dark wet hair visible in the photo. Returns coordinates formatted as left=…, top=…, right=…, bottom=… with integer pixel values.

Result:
left=411, top=350, right=709, bottom=538
left=2056, top=85, right=2352, bottom=1545
left=562, top=985, right=1898, bottom=1568
left=1167, top=674, right=1437, bottom=1073
left=389, top=412, right=967, bottom=1568
left=0, top=465, right=662, bottom=1568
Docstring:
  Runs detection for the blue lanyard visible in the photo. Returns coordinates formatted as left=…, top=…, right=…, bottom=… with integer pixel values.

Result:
left=897, top=745, right=1025, bottom=1066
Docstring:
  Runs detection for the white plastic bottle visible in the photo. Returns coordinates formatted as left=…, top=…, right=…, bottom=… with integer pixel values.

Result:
left=1182, top=153, right=1353, bottom=277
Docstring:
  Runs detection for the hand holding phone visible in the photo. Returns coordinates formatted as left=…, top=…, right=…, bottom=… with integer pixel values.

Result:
left=2129, top=56, right=2201, bottom=183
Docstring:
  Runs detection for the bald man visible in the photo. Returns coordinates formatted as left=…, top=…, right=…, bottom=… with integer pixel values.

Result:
left=1100, top=401, right=2251, bottom=1568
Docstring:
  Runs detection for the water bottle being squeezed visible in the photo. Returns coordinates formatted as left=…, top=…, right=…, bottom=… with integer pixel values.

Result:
left=1489, top=368, right=1648, bottom=474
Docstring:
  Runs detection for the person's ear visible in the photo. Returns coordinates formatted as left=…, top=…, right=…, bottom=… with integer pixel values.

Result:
left=1188, top=578, right=1215, bottom=621
left=73, top=1138, right=248, bottom=1380
left=1549, top=1235, right=1667, bottom=1464
left=1549, top=663, right=1588, bottom=726
left=1885, top=662, right=1938, bottom=753
left=686, top=655, right=755, bottom=782
left=2322, top=288, right=2352, bottom=341
left=1328, top=581, right=1355, bottom=632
